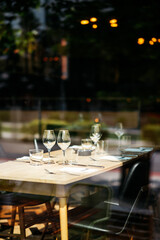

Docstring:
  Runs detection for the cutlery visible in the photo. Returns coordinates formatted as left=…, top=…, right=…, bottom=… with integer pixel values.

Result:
left=45, top=168, right=81, bottom=176
left=87, top=164, right=105, bottom=168
left=72, top=163, right=104, bottom=168
left=44, top=169, right=56, bottom=174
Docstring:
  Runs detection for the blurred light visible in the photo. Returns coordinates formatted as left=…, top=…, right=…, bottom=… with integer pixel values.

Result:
left=80, top=20, right=89, bottom=25
left=14, top=49, right=19, bottom=54
left=32, top=30, right=38, bottom=35
left=109, top=19, right=117, bottom=24
left=94, top=118, right=99, bottom=123
left=151, top=37, right=157, bottom=42
left=158, top=39, right=160, bottom=43
left=43, top=57, right=48, bottom=62
left=86, top=98, right=91, bottom=103
left=110, top=23, right=118, bottom=27
left=90, top=17, right=97, bottom=22
left=127, top=98, right=131, bottom=102
left=61, top=39, right=67, bottom=46
left=149, top=40, right=154, bottom=45
left=92, top=24, right=98, bottom=29
left=53, top=56, right=59, bottom=61
left=137, top=38, right=145, bottom=45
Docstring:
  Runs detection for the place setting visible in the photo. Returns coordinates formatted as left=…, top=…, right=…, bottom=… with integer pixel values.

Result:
left=15, top=123, right=152, bottom=177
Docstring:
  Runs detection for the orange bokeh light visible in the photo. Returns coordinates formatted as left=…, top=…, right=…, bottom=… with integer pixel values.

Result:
left=137, top=38, right=145, bottom=45
left=53, top=56, right=59, bottom=61
left=86, top=98, right=91, bottom=103
left=152, top=37, right=157, bottom=42
left=90, top=17, right=97, bottom=22
left=80, top=20, right=89, bottom=25
left=110, top=23, right=118, bottom=27
left=14, top=49, right=19, bottom=54
left=149, top=40, right=154, bottom=45
left=109, top=19, right=117, bottom=24
left=94, top=118, right=99, bottom=123
left=92, top=24, right=98, bottom=29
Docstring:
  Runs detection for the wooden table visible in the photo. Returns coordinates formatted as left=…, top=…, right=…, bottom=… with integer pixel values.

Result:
left=0, top=148, right=153, bottom=240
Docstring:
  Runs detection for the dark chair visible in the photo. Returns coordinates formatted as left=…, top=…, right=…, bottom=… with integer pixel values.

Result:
left=66, top=161, right=153, bottom=240
left=0, top=191, right=56, bottom=240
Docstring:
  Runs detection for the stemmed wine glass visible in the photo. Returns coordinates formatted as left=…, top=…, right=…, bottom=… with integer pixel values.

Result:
left=42, top=130, right=56, bottom=160
left=57, top=130, right=71, bottom=165
left=90, top=124, right=102, bottom=150
left=114, top=122, right=124, bottom=149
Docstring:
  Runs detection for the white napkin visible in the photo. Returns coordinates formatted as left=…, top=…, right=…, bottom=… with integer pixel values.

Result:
left=60, top=167, right=96, bottom=174
left=16, top=156, right=30, bottom=162
left=70, top=145, right=82, bottom=149
left=91, top=155, right=120, bottom=162
left=124, top=147, right=153, bottom=153
left=91, top=155, right=132, bottom=162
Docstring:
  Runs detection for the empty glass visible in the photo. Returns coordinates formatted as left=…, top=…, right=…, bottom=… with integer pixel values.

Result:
left=90, top=124, right=102, bottom=147
left=97, top=140, right=108, bottom=155
left=29, top=149, right=44, bottom=166
left=57, top=130, right=71, bottom=165
left=120, top=135, right=131, bottom=150
left=114, top=122, right=124, bottom=149
left=42, top=130, right=56, bottom=162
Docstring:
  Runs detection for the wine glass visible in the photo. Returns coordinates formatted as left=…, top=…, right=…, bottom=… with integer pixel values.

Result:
left=57, top=130, right=71, bottom=165
left=42, top=130, right=56, bottom=160
left=114, top=122, right=124, bottom=149
left=90, top=124, right=102, bottom=150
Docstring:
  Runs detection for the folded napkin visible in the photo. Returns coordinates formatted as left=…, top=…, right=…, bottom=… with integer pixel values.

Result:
left=42, top=157, right=54, bottom=163
left=70, top=145, right=95, bottom=151
left=60, top=166, right=96, bottom=174
left=70, top=145, right=82, bottom=149
left=91, top=155, right=132, bottom=162
left=16, top=156, right=30, bottom=162
left=123, top=147, right=153, bottom=153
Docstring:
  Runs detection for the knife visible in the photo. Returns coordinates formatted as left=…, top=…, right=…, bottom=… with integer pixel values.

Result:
left=72, top=163, right=104, bottom=168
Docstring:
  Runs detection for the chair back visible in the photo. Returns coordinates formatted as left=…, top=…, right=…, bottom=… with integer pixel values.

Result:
left=119, top=160, right=150, bottom=205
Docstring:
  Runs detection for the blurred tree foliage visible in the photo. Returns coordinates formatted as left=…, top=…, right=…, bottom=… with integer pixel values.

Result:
left=0, top=0, right=160, bottom=100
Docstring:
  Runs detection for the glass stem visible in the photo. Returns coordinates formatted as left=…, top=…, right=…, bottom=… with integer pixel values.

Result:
left=48, top=149, right=51, bottom=158
left=118, top=136, right=121, bottom=149
left=62, top=150, right=66, bottom=164
left=94, top=142, right=98, bottom=155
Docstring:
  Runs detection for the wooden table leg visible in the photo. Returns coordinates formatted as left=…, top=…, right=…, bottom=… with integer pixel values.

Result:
left=59, top=197, right=68, bottom=240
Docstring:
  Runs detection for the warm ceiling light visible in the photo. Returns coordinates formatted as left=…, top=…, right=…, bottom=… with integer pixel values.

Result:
left=137, top=38, right=145, bottom=45
left=152, top=37, right=157, bottom=42
left=80, top=20, right=89, bottom=25
left=158, top=39, right=160, bottom=43
left=92, top=24, right=98, bottom=29
left=90, top=17, right=97, bottom=22
left=109, top=19, right=117, bottom=24
left=110, top=23, right=118, bottom=27
left=149, top=40, right=154, bottom=45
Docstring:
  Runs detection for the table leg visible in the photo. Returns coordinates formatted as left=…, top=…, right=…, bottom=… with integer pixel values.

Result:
left=59, top=197, right=68, bottom=240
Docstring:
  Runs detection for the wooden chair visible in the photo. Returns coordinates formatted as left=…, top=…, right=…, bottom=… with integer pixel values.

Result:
left=0, top=192, right=56, bottom=240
